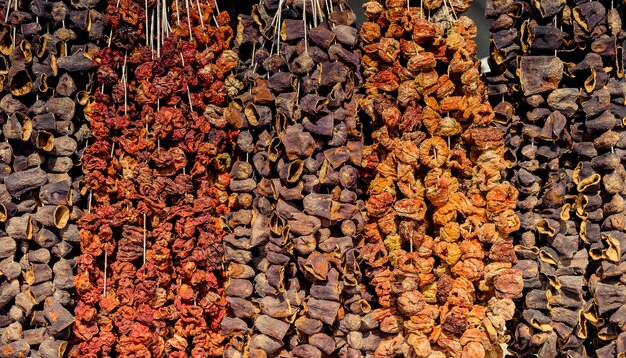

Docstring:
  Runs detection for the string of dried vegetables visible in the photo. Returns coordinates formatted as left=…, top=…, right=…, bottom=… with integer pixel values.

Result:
left=486, top=0, right=626, bottom=356
left=0, top=0, right=102, bottom=356
left=221, top=0, right=372, bottom=356
left=359, top=0, right=523, bottom=356
left=73, top=0, right=236, bottom=356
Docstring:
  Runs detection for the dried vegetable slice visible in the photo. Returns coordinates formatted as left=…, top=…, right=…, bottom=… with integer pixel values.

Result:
left=359, top=1, right=523, bottom=356
left=72, top=0, right=236, bottom=356
left=221, top=0, right=370, bottom=356
left=486, top=0, right=626, bottom=356
left=0, top=0, right=102, bottom=355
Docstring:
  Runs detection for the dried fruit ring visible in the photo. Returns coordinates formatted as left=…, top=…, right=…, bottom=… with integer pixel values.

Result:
left=419, top=136, right=449, bottom=168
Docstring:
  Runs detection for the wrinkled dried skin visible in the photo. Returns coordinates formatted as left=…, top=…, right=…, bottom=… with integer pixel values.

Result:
left=518, top=56, right=564, bottom=96
left=487, top=0, right=626, bottom=355
left=222, top=1, right=369, bottom=357
left=73, top=0, right=238, bottom=357
left=0, top=0, right=115, bottom=353
left=359, top=1, right=523, bottom=357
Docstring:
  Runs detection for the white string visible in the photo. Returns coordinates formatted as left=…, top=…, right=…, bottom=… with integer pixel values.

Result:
left=175, top=0, right=181, bottom=25
left=250, top=42, right=257, bottom=67
left=196, top=0, right=205, bottom=29
left=145, top=0, right=149, bottom=46
left=269, top=3, right=282, bottom=55
left=164, top=0, right=170, bottom=38
left=317, top=0, right=324, bottom=22
left=150, top=11, right=155, bottom=58
left=444, top=0, right=457, bottom=20
left=296, top=78, right=301, bottom=105
left=303, top=0, right=308, bottom=53
left=4, top=0, right=11, bottom=22
left=143, top=213, right=147, bottom=268
left=157, top=0, right=161, bottom=57
left=553, top=16, right=557, bottom=57
left=107, top=0, right=122, bottom=47
left=122, top=51, right=128, bottom=114
left=185, top=0, right=193, bottom=41
left=276, top=0, right=283, bottom=56
left=103, top=252, right=108, bottom=295
left=187, top=85, right=194, bottom=112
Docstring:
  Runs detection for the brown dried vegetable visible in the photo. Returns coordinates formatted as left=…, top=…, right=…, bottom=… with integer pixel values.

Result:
left=0, top=0, right=101, bottom=355
left=486, top=0, right=626, bottom=356
left=222, top=0, right=371, bottom=356
left=359, top=1, right=523, bottom=357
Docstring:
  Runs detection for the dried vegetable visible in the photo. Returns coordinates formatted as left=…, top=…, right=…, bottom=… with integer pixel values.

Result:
left=486, top=0, right=626, bottom=356
left=221, top=0, right=371, bottom=356
left=359, top=0, right=523, bottom=356
left=73, top=0, right=236, bottom=356
left=0, top=0, right=101, bottom=355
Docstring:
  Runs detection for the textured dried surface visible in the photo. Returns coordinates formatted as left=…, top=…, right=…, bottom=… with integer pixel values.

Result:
left=72, top=0, right=235, bottom=356
left=221, top=0, right=369, bottom=357
left=0, top=0, right=102, bottom=355
left=486, top=0, right=626, bottom=356
left=359, top=1, right=522, bottom=357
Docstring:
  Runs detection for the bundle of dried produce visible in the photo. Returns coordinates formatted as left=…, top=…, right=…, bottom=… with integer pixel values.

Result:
left=486, top=0, right=626, bottom=356
left=221, top=0, right=370, bottom=356
left=73, top=0, right=236, bottom=356
left=0, top=0, right=102, bottom=355
left=359, top=0, right=523, bottom=356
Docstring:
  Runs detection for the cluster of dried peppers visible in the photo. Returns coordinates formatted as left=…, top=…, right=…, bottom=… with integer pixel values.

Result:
left=221, top=0, right=374, bottom=356
left=73, top=0, right=236, bottom=356
left=4, top=0, right=626, bottom=356
left=486, top=0, right=626, bottom=356
left=0, top=0, right=101, bottom=355
left=358, top=0, right=524, bottom=356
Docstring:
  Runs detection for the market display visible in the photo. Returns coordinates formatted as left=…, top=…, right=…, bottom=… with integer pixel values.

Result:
left=72, top=0, right=236, bottom=356
left=0, top=0, right=623, bottom=356
left=486, top=0, right=626, bottom=356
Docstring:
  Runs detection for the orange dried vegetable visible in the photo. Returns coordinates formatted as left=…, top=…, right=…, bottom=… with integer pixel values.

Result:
left=360, top=1, right=522, bottom=356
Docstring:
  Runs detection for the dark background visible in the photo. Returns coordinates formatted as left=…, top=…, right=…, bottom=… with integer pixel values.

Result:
left=220, top=0, right=491, bottom=59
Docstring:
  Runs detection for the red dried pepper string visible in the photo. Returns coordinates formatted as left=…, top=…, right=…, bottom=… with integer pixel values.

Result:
left=73, top=0, right=236, bottom=356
